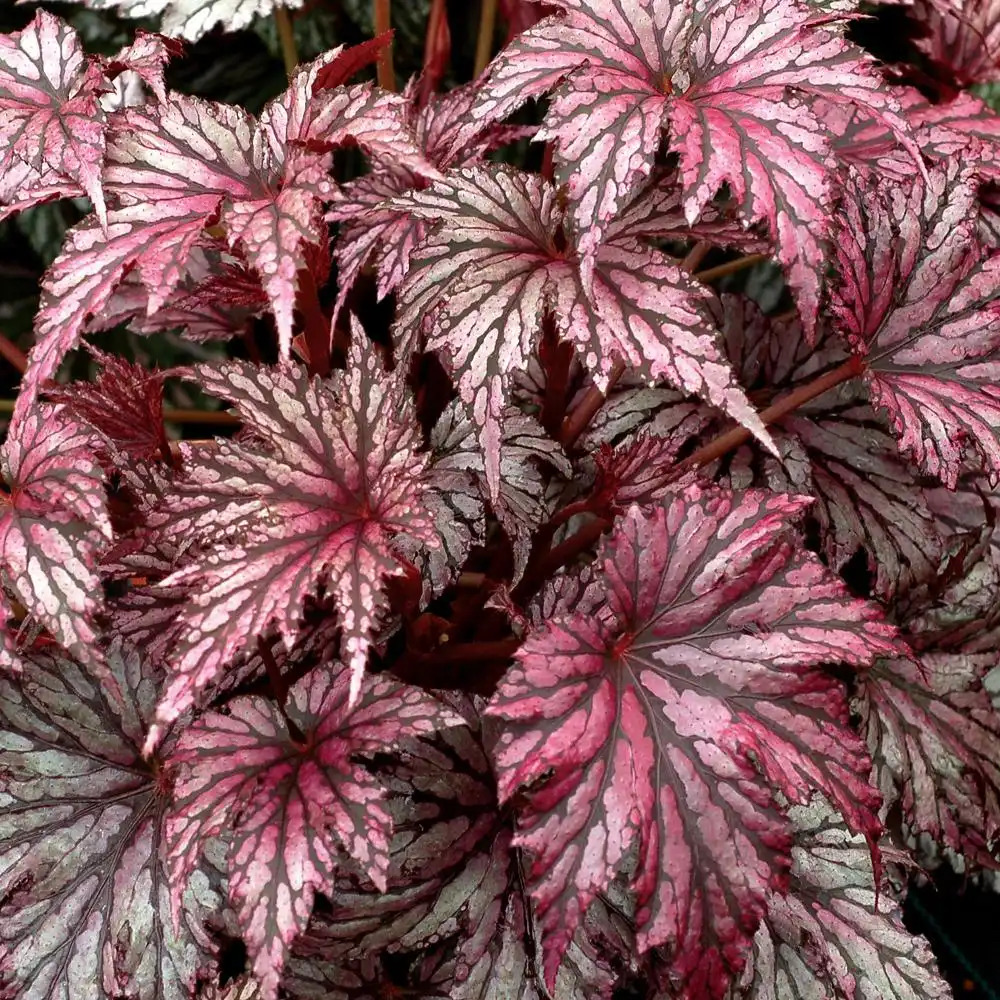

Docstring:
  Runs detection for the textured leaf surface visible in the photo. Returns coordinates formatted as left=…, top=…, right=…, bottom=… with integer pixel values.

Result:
left=82, top=0, right=306, bottom=42
left=146, top=332, right=437, bottom=751
left=394, top=165, right=770, bottom=499
left=0, top=10, right=109, bottom=223
left=487, top=487, right=901, bottom=998
left=0, top=641, right=222, bottom=1000
left=47, top=349, right=169, bottom=462
left=167, top=662, right=455, bottom=999
left=732, top=797, right=950, bottom=1000
left=832, top=162, right=1000, bottom=487
left=21, top=48, right=421, bottom=412
left=0, top=405, right=110, bottom=672
left=283, top=719, right=633, bottom=999
left=911, top=0, right=1000, bottom=85
left=472, top=0, right=915, bottom=333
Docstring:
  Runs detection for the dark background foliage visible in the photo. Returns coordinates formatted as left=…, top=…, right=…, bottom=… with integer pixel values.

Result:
left=1, top=3, right=999, bottom=996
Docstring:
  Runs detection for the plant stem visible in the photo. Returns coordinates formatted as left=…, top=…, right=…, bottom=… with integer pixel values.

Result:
left=474, top=0, right=498, bottom=77
left=694, top=253, right=769, bottom=283
left=274, top=6, right=298, bottom=78
left=534, top=355, right=866, bottom=592
left=296, top=268, right=331, bottom=378
left=681, top=240, right=713, bottom=273
left=0, top=332, right=27, bottom=375
left=679, top=355, right=865, bottom=471
left=374, top=0, right=396, bottom=90
left=560, top=359, right=625, bottom=449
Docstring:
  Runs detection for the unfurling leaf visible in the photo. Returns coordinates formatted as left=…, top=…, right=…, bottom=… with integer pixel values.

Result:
left=487, top=486, right=902, bottom=998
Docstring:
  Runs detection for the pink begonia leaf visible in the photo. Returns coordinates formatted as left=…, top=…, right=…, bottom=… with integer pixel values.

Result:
left=732, top=797, right=951, bottom=1000
left=0, top=404, right=111, bottom=674
left=166, top=661, right=459, bottom=1000
left=0, top=10, right=110, bottom=225
left=0, top=640, right=224, bottom=1000
left=910, top=0, right=1000, bottom=85
left=104, top=31, right=183, bottom=103
left=144, top=328, right=439, bottom=753
left=283, top=718, right=635, bottom=998
left=832, top=161, right=1000, bottom=488
left=79, top=0, right=307, bottom=43
left=471, top=0, right=919, bottom=336
left=393, top=165, right=771, bottom=501
left=487, top=486, right=902, bottom=998
left=18, top=47, right=426, bottom=418
left=47, top=348, right=170, bottom=462
left=330, top=80, right=518, bottom=312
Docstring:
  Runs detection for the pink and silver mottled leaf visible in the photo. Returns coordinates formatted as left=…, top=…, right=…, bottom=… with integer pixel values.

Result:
left=472, top=0, right=917, bottom=335
left=427, top=399, right=569, bottom=579
left=855, top=634, right=1000, bottom=864
left=0, top=404, right=110, bottom=672
left=21, top=57, right=414, bottom=410
left=393, top=165, right=770, bottom=499
left=832, top=162, right=1000, bottom=487
left=487, top=487, right=902, bottom=998
left=104, top=31, right=183, bottom=103
left=46, top=349, right=169, bottom=462
left=80, top=0, right=306, bottom=42
left=166, top=662, right=457, bottom=999
left=910, top=0, right=1000, bottom=85
left=0, top=640, right=223, bottom=1000
left=146, top=331, right=438, bottom=751
left=731, top=797, right=950, bottom=1000
left=0, top=10, right=109, bottom=224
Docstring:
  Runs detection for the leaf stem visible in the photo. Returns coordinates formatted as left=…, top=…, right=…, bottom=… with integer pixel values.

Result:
left=694, top=253, right=769, bottom=283
left=559, top=359, right=625, bottom=449
left=533, top=354, right=866, bottom=593
left=474, top=0, right=498, bottom=77
left=679, top=355, right=865, bottom=471
left=681, top=240, right=713, bottom=273
left=374, top=0, right=396, bottom=90
left=0, top=332, right=27, bottom=375
left=296, top=267, right=331, bottom=378
left=274, top=6, right=299, bottom=78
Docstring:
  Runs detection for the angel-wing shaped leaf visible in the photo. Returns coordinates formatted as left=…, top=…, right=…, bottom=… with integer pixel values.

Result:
left=145, top=330, right=437, bottom=751
left=487, top=487, right=902, bottom=999
left=472, top=0, right=916, bottom=334
left=0, top=10, right=110, bottom=223
left=832, top=162, right=1000, bottom=487
left=166, top=662, right=456, bottom=999
left=733, top=797, right=951, bottom=1000
left=0, top=641, right=223, bottom=1000
left=394, top=165, right=770, bottom=499
left=0, top=405, right=110, bottom=672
